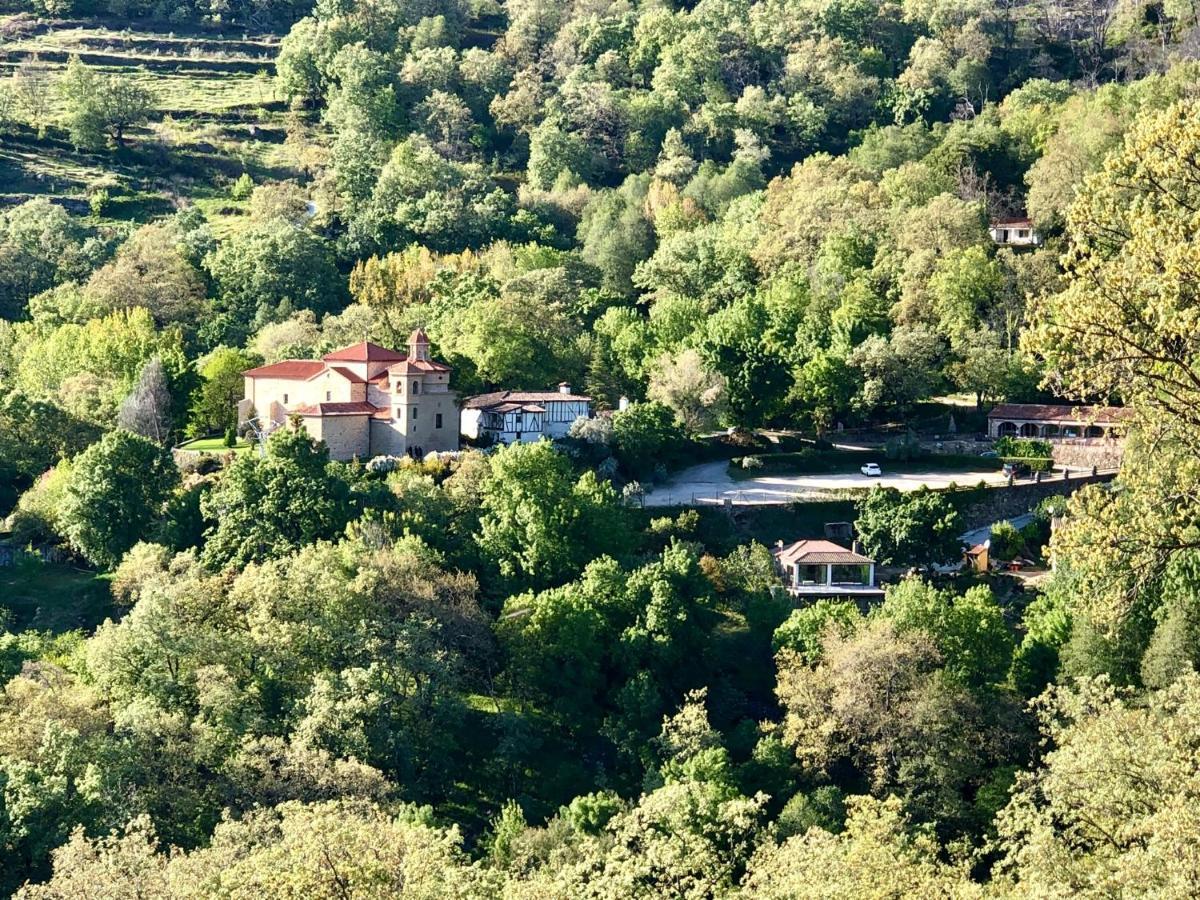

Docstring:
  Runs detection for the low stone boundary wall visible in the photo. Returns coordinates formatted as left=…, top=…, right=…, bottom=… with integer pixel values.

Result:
left=1049, top=440, right=1123, bottom=470
left=953, top=471, right=1115, bottom=533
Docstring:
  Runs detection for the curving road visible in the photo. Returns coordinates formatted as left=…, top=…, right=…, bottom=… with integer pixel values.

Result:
left=643, top=460, right=1013, bottom=507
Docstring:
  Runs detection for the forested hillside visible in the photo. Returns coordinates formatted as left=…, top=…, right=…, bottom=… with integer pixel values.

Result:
left=4, top=0, right=1200, bottom=897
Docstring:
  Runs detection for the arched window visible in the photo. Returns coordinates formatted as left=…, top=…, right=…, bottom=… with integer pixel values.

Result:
left=412, top=381, right=420, bottom=395
left=1019, top=423, right=1039, bottom=437
left=1042, top=424, right=1060, bottom=438
left=1085, top=426, right=1104, bottom=438
left=997, top=421, right=1017, bottom=437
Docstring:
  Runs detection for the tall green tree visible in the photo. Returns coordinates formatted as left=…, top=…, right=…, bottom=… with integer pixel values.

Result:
left=205, top=221, right=343, bottom=348
left=855, top=487, right=963, bottom=567
left=699, top=296, right=791, bottom=428
left=199, top=426, right=354, bottom=570
left=0, top=198, right=94, bottom=320
left=0, top=391, right=102, bottom=482
left=610, top=400, right=684, bottom=479
left=477, top=440, right=631, bottom=592
left=995, top=674, right=1200, bottom=894
left=58, top=55, right=156, bottom=150
left=189, top=348, right=261, bottom=437
left=878, top=578, right=1014, bottom=688
left=59, top=429, right=178, bottom=568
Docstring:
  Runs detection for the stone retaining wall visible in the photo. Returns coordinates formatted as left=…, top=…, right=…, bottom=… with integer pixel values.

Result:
left=953, top=472, right=1115, bottom=533
left=1048, top=440, right=1124, bottom=470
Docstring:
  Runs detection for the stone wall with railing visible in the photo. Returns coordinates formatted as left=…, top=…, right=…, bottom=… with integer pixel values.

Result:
left=920, top=436, right=1124, bottom=470
left=953, top=471, right=1115, bottom=533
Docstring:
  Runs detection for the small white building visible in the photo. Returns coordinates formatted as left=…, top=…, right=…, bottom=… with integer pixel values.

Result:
left=773, top=539, right=883, bottom=600
left=461, top=384, right=592, bottom=445
left=989, top=217, right=1041, bottom=248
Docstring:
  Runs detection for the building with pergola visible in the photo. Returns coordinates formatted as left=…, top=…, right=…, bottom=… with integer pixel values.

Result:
left=772, top=539, right=883, bottom=600
left=986, top=404, right=1130, bottom=441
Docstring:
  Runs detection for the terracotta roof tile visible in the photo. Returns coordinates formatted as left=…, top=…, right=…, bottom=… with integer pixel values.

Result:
left=490, top=402, right=546, bottom=413
left=774, top=539, right=874, bottom=566
left=387, top=358, right=452, bottom=374
left=987, top=403, right=1131, bottom=423
left=243, top=360, right=326, bottom=379
left=322, top=341, right=407, bottom=363
left=294, top=402, right=383, bottom=417
left=328, top=366, right=367, bottom=383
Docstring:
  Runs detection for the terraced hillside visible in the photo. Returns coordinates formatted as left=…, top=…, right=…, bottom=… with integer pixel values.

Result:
left=0, top=14, right=308, bottom=229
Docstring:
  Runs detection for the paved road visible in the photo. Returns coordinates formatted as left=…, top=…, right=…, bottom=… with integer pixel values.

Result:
left=643, top=460, right=1012, bottom=507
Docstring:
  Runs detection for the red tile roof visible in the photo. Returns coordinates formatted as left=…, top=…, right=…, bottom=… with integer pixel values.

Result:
left=243, top=360, right=326, bottom=379
left=774, top=539, right=874, bottom=566
left=327, top=366, right=367, bottom=383
left=322, top=341, right=406, bottom=363
left=293, top=402, right=384, bottom=417
left=387, top=358, right=452, bottom=374
left=987, top=403, right=1131, bottom=423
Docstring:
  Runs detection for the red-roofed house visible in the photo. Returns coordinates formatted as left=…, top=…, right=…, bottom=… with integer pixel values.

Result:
left=239, top=329, right=459, bottom=460
left=772, top=539, right=882, bottom=599
left=986, top=403, right=1130, bottom=440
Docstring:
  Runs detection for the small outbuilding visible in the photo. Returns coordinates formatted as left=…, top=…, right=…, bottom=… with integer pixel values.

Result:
left=773, top=539, right=883, bottom=600
left=989, top=217, right=1041, bottom=248
left=965, top=541, right=990, bottom=573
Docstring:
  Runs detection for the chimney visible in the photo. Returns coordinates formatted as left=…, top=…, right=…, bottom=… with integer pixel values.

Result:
left=852, top=539, right=863, bottom=555
left=775, top=540, right=784, bottom=550
left=618, top=395, right=630, bottom=411
left=558, top=382, right=571, bottom=395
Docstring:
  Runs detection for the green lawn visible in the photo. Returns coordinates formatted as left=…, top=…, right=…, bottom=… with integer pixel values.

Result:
left=0, top=17, right=301, bottom=231
left=177, top=436, right=254, bottom=453
left=0, top=556, right=113, bottom=634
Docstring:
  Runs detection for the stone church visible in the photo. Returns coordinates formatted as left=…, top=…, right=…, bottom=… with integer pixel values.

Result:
left=240, top=329, right=460, bottom=461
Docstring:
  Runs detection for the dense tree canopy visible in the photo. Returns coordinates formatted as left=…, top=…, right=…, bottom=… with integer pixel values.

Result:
left=199, top=426, right=355, bottom=570
left=59, top=429, right=178, bottom=568
left=8, top=2, right=1200, bottom=895
left=854, top=486, right=963, bottom=567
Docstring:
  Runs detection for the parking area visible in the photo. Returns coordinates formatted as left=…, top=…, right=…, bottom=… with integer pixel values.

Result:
left=643, top=461, right=1013, bottom=507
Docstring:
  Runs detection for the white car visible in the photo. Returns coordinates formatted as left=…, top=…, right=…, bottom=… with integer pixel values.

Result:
left=860, top=463, right=882, bottom=477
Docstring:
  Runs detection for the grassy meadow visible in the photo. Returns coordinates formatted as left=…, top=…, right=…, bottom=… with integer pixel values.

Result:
left=0, top=15, right=308, bottom=232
